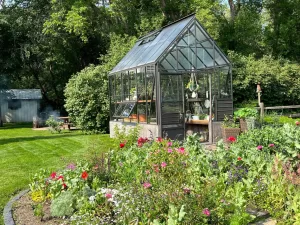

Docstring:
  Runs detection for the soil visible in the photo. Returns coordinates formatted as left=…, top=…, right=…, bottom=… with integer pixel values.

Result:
left=12, top=193, right=69, bottom=225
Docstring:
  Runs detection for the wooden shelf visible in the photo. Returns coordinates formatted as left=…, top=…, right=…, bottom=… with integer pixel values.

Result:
left=186, top=119, right=209, bottom=125
left=187, top=98, right=206, bottom=102
left=116, top=100, right=155, bottom=103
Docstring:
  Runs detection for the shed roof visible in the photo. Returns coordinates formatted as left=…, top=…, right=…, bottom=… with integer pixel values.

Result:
left=110, top=14, right=230, bottom=74
left=9, top=89, right=42, bottom=100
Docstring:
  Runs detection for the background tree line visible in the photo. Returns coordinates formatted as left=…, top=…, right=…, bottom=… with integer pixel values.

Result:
left=0, top=0, right=299, bottom=131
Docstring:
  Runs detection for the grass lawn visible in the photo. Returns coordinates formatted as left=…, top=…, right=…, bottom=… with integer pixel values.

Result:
left=0, top=123, right=114, bottom=225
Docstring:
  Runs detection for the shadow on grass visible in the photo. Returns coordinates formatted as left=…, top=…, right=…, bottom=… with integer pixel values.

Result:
left=0, top=134, right=81, bottom=146
left=0, top=123, right=33, bottom=129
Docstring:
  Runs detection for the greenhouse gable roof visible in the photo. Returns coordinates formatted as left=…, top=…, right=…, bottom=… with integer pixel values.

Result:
left=110, top=15, right=195, bottom=74
left=110, top=14, right=230, bottom=74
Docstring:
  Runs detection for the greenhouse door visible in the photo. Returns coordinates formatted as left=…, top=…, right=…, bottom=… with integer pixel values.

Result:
left=160, top=74, right=184, bottom=140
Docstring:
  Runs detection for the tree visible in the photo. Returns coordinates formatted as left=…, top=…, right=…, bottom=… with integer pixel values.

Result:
left=230, top=52, right=300, bottom=106
left=64, top=34, right=136, bottom=133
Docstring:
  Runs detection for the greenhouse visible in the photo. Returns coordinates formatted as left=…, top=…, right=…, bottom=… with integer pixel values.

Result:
left=109, top=14, right=232, bottom=143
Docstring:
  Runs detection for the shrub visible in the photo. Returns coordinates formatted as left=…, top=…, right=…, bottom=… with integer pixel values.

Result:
left=64, top=65, right=109, bottom=133
left=45, top=115, right=63, bottom=133
left=50, top=191, right=74, bottom=217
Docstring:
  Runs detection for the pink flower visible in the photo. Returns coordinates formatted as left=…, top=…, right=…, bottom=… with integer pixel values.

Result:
left=269, top=143, right=275, bottom=147
left=153, top=164, right=160, bottom=173
left=167, top=142, right=172, bottom=147
left=167, top=148, right=173, bottom=153
left=183, top=188, right=190, bottom=194
left=237, top=157, right=242, bottom=161
left=177, top=147, right=185, bottom=154
left=227, top=136, right=236, bottom=142
left=157, top=137, right=163, bottom=142
left=50, top=172, right=56, bottom=179
left=161, top=162, right=167, bottom=168
left=143, top=182, right=151, bottom=189
left=296, top=121, right=299, bottom=126
left=145, top=170, right=150, bottom=175
left=202, top=208, right=210, bottom=216
left=257, top=145, right=263, bottom=150
left=105, top=193, right=112, bottom=199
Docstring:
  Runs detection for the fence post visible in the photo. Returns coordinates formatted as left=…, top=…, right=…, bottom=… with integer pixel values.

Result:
left=259, top=102, right=264, bottom=121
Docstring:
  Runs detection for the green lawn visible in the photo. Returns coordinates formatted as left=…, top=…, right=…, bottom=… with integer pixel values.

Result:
left=0, top=123, right=114, bottom=224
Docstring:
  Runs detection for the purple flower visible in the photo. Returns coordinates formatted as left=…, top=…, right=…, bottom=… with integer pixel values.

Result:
left=66, top=163, right=76, bottom=170
left=257, top=145, right=263, bottom=151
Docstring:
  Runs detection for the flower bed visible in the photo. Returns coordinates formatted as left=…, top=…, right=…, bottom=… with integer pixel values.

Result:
left=25, top=124, right=300, bottom=224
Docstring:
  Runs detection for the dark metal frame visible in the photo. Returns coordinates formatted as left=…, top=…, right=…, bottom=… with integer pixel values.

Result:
left=109, top=16, right=232, bottom=143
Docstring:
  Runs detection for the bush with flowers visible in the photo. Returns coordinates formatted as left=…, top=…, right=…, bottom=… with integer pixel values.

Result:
left=28, top=123, right=300, bottom=224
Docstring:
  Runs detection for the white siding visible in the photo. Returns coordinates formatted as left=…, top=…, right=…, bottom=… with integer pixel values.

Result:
left=1, top=100, right=39, bottom=122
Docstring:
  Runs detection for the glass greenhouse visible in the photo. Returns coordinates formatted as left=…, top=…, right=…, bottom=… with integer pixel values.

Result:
left=109, top=14, right=232, bottom=143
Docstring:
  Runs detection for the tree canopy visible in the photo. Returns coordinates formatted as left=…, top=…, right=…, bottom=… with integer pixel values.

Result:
left=0, top=0, right=299, bottom=113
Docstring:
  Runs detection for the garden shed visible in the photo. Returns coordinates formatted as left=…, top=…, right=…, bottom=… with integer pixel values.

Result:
left=0, top=89, right=42, bottom=123
left=109, top=14, right=232, bottom=143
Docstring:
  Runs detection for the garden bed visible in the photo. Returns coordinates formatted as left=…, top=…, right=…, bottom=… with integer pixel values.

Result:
left=13, top=193, right=67, bottom=225
left=16, top=123, right=300, bottom=225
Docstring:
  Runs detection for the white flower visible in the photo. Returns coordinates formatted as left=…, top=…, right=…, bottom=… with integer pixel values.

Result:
left=89, top=195, right=95, bottom=202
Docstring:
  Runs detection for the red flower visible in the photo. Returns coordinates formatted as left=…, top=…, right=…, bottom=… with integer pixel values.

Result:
left=120, top=142, right=125, bottom=148
left=237, top=157, right=242, bottom=161
left=296, top=121, right=299, bottom=126
left=62, top=183, right=67, bottom=189
left=227, top=136, right=236, bottom=142
left=157, top=137, right=163, bottom=142
left=57, top=175, right=64, bottom=181
left=137, top=137, right=149, bottom=147
left=50, top=172, right=56, bottom=179
left=81, top=171, right=88, bottom=180
left=177, top=147, right=185, bottom=154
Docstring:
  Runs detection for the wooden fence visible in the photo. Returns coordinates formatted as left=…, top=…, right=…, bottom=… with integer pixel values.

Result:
left=258, top=103, right=300, bottom=118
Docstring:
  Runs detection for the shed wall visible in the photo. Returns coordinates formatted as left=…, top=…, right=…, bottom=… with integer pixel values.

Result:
left=1, top=100, right=39, bottom=122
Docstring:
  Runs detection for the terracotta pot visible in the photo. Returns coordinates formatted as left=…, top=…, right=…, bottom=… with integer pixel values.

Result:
left=130, top=114, right=137, bottom=119
left=138, top=114, right=146, bottom=122
left=222, top=127, right=240, bottom=142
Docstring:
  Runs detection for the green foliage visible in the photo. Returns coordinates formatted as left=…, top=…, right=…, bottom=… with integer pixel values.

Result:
left=64, top=64, right=109, bottom=133
left=222, top=115, right=240, bottom=128
left=234, top=107, right=258, bottom=119
left=50, top=191, right=75, bottom=217
left=64, top=34, right=136, bottom=133
left=46, top=115, right=63, bottom=133
left=33, top=203, right=44, bottom=219
left=230, top=52, right=300, bottom=106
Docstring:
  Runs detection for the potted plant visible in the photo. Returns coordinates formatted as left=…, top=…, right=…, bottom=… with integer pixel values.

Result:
left=234, top=107, right=258, bottom=132
left=222, top=115, right=240, bottom=141
left=137, top=105, right=146, bottom=122
left=130, top=87, right=137, bottom=100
